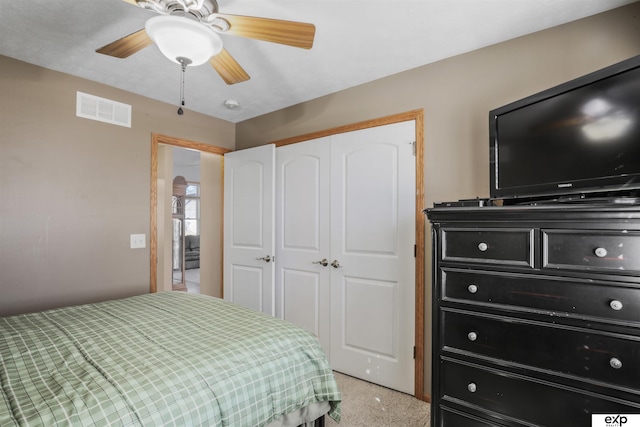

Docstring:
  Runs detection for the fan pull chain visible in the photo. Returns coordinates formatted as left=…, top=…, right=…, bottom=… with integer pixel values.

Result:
left=177, top=57, right=192, bottom=115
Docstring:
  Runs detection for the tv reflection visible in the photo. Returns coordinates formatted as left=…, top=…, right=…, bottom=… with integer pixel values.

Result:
left=581, top=98, right=633, bottom=142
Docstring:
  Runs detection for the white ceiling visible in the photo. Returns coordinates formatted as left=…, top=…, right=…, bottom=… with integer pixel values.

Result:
left=1, top=0, right=636, bottom=123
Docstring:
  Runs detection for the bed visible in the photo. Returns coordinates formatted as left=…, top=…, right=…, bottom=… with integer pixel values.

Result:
left=0, top=292, right=341, bottom=426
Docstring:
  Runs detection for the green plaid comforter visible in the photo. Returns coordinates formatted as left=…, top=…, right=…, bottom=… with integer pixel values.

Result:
left=0, top=292, right=341, bottom=426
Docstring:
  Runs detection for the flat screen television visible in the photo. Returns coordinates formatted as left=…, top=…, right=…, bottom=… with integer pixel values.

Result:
left=490, top=55, right=640, bottom=203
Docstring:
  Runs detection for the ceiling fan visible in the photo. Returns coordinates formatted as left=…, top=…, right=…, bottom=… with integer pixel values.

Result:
left=96, top=0, right=316, bottom=85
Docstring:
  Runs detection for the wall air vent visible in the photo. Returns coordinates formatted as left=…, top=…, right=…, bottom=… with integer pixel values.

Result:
left=76, top=91, right=131, bottom=128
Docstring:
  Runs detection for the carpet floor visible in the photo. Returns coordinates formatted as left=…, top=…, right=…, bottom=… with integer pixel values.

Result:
left=327, top=372, right=430, bottom=427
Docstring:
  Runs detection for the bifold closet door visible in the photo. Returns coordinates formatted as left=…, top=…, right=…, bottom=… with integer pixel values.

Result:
left=223, top=144, right=275, bottom=315
left=275, top=120, right=416, bottom=394
left=329, top=121, right=416, bottom=395
left=275, top=137, right=331, bottom=354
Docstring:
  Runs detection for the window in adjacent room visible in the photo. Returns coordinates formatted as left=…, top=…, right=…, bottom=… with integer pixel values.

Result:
left=184, top=182, right=200, bottom=236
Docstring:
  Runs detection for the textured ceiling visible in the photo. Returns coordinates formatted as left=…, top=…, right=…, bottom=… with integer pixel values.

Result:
left=1, top=0, right=637, bottom=123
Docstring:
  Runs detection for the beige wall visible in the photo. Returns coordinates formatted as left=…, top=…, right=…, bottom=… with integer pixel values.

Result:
left=157, top=144, right=173, bottom=292
left=200, top=152, right=223, bottom=299
left=0, top=55, right=235, bottom=316
left=235, top=3, right=640, bottom=398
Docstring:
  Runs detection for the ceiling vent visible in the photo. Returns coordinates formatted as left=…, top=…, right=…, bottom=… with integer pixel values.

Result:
left=76, top=91, right=131, bottom=128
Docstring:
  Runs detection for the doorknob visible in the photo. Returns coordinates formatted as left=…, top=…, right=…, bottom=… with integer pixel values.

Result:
left=331, top=260, right=341, bottom=269
left=312, top=258, right=328, bottom=267
left=256, top=255, right=271, bottom=263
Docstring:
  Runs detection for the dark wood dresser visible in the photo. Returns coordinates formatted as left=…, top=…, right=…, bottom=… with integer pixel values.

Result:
left=426, top=203, right=640, bottom=426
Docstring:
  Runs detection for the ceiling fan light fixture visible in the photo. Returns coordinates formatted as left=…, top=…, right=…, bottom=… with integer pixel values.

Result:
left=205, top=15, right=230, bottom=32
left=145, top=15, right=222, bottom=66
left=179, top=0, right=204, bottom=11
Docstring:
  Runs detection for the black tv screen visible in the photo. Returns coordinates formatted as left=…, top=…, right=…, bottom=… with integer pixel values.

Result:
left=490, top=56, right=640, bottom=202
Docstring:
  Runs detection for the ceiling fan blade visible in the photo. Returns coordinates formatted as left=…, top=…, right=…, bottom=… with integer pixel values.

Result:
left=216, top=14, right=315, bottom=49
left=210, top=49, right=250, bottom=85
left=96, top=29, right=152, bottom=58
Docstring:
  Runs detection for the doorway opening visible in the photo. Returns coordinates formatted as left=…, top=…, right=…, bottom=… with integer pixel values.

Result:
left=150, top=133, right=231, bottom=297
left=171, top=173, right=201, bottom=293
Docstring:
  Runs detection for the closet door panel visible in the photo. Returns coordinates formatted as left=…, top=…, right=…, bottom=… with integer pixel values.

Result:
left=275, top=120, right=417, bottom=395
left=330, top=121, right=416, bottom=394
left=282, top=268, right=321, bottom=336
left=223, top=144, right=275, bottom=315
left=342, top=142, right=400, bottom=254
left=276, top=138, right=331, bottom=354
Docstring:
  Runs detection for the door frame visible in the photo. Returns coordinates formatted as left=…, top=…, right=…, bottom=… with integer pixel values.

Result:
left=149, top=133, right=231, bottom=293
left=270, top=109, right=426, bottom=401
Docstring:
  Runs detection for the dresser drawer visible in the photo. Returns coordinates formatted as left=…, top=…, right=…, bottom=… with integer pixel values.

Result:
left=441, top=228, right=534, bottom=268
left=543, top=229, right=640, bottom=273
left=443, top=310, right=640, bottom=391
left=442, top=268, right=640, bottom=325
left=441, top=358, right=640, bottom=427
left=439, top=408, right=513, bottom=427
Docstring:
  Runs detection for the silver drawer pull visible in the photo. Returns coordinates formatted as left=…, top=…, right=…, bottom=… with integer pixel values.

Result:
left=468, top=284, right=478, bottom=294
left=467, top=383, right=477, bottom=393
left=467, top=332, right=478, bottom=341
left=594, top=247, right=608, bottom=258
left=610, top=357, right=623, bottom=369
left=478, top=242, right=488, bottom=252
left=610, top=300, right=624, bottom=311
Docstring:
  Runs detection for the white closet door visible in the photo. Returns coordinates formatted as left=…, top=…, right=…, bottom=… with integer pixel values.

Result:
left=275, top=138, right=332, bottom=353
left=330, top=121, right=416, bottom=394
left=223, top=144, right=275, bottom=315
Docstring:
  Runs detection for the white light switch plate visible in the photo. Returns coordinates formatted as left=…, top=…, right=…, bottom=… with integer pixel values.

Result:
left=130, top=234, right=146, bottom=249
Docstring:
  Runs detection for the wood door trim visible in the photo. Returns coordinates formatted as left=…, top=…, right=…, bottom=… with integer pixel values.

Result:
left=272, top=110, right=422, bottom=147
left=269, top=109, right=426, bottom=401
left=150, top=133, right=231, bottom=293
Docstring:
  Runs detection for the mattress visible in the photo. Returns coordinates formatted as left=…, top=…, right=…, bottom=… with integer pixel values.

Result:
left=0, top=292, right=341, bottom=426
